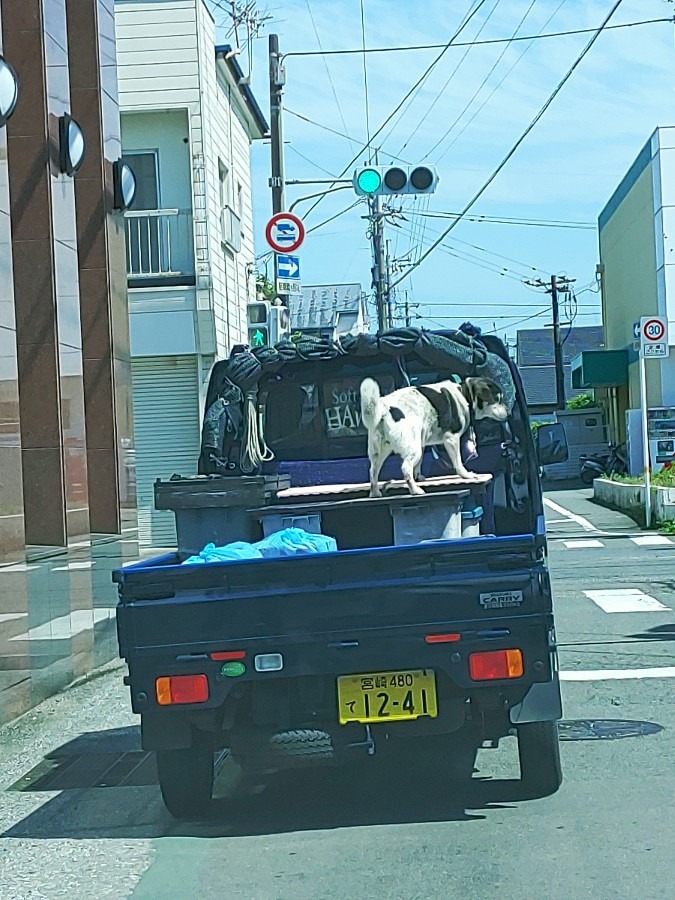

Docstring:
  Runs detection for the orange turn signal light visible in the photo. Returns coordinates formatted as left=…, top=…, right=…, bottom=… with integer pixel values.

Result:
left=469, top=649, right=523, bottom=681
left=156, top=674, right=209, bottom=705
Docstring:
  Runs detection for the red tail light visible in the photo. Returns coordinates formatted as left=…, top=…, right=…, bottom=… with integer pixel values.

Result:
left=156, top=674, right=209, bottom=705
left=425, top=633, right=461, bottom=644
left=469, top=649, right=523, bottom=681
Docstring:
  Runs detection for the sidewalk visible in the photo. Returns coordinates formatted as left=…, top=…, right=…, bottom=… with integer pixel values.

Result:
left=0, top=531, right=145, bottom=728
left=544, top=486, right=642, bottom=535
left=0, top=660, right=156, bottom=899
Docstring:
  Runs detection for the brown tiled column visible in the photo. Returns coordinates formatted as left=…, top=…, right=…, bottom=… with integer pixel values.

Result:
left=65, top=0, right=134, bottom=535
left=0, top=5, right=25, bottom=564
left=2, top=0, right=89, bottom=546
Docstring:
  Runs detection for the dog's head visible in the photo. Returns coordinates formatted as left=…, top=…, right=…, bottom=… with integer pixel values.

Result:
left=461, top=377, right=509, bottom=422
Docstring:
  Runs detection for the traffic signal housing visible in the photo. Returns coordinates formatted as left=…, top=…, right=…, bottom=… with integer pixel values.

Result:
left=246, top=300, right=291, bottom=348
left=353, top=165, right=438, bottom=197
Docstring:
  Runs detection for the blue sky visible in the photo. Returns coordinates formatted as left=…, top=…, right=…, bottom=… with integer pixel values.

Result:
left=212, top=0, right=675, bottom=342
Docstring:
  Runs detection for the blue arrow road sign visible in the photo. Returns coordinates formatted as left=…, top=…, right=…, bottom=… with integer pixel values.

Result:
left=276, top=254, right=301, bottom=279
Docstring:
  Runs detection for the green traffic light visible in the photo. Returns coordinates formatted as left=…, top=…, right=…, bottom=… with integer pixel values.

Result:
left=357, top=168, right=382, bottom=194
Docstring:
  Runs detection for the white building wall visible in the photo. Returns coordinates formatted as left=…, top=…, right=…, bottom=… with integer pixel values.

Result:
left=115, top=0, right=201, bottom=108
left=198, top=19, right=257, bottom=354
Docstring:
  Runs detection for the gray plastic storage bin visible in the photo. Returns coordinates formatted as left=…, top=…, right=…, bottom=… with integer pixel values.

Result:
left=259, top=512, right=323, bottom=538
left=154, top=475, right=290, bottom=554
left=389, top=495, right=464, bottom=546
left=461, top=505, right=484, bottom=538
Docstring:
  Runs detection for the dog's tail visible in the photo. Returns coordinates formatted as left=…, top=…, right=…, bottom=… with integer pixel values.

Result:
left=360, top=378, right=386, bottom=430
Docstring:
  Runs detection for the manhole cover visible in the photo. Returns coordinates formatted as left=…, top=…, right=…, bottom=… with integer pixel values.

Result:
left=558, top=719, right=663, bottom=741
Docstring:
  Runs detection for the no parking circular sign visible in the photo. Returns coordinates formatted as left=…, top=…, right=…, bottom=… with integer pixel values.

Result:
left=265, top=212, right=305, bottom=253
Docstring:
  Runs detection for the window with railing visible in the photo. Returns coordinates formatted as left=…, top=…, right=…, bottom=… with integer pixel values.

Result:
left=125, top=209, right=195, bottom=280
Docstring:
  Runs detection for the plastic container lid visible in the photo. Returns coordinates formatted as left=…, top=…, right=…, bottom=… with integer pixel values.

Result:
left=461, top=506, right=484, bottom=520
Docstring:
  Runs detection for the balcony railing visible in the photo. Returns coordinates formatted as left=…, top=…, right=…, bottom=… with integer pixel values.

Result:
left=221, top=205, right=242, bottom=253
left=125, top=209, right=195, bottom=281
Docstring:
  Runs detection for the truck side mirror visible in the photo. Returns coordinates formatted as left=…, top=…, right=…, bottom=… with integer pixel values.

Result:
left=536, top=422, right=568, bottom=466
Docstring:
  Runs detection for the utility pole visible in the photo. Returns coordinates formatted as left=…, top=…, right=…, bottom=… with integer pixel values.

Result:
left=550, top=275, right=566, bottom=411
left=404, top=291, right=411, bottom=327
left=268, top=34, right=285, bottom=215
left=525, top=275, right=575, bottom=410
left=370, top=194, right=388, bottom=332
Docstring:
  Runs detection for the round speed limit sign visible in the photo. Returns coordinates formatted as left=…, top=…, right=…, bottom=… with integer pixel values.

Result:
left=643, top=318, right=666, bottom=342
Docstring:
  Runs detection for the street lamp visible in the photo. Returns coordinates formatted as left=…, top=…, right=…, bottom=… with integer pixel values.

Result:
left=59, top=113, right=86, bottom=176
left=0, top=56, right=19, bottom=127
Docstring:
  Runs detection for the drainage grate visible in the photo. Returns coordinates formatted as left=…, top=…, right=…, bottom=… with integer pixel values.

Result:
left=8, top=751, right=157, bottom=792
left=558, top=719, right=663, bottom=741
left=6, top=726, right=158, bottom=792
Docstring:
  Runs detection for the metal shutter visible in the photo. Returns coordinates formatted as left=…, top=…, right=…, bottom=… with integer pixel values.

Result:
left=131, top=356, right=201, bottom=547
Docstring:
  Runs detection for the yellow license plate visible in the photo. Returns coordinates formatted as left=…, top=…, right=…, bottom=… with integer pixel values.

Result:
left=337, top=669, right=438, bottom=725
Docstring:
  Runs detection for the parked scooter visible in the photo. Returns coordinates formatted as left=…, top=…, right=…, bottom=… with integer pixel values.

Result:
left=579, top=443, right=627, bottom=485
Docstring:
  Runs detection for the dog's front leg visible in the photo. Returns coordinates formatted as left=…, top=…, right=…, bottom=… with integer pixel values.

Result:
left=443, top=434, right=481, bottom=481
left=402, top=455, right=425, bottom=496
left=368, top=441, right=388, bottom=498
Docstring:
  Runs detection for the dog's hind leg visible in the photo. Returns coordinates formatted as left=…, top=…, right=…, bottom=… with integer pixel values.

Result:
left=413, top=458, right=425, bottom=483
left=368, top=438, right=389, bottom=498
left=443, top=434, right=481, bottom=481
left=402, top=453, right=425, bottom=496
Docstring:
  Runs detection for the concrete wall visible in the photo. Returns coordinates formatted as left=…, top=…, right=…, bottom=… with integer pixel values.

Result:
left=594, top=477, right=675, bottom=525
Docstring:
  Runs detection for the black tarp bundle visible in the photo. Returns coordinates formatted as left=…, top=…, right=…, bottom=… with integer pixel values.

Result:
left=198, top=327, right=516, bottom=476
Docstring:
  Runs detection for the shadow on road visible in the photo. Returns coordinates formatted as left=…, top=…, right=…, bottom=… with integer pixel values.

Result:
left=629, top=623, right=675, bottom=642
left=3, top=727, right=536, bottom=840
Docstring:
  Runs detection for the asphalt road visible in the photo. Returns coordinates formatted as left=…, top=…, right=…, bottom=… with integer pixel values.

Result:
left=2, top=488, right=675, bottom=900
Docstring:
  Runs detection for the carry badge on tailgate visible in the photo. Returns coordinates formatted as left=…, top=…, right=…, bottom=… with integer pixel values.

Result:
left=480, top=590, right=524, bottom=610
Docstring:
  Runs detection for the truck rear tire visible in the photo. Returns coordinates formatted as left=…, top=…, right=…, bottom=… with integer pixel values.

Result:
left=517, top=721, right=562, bottom=798
left=156, top=743, right=214, bottom=819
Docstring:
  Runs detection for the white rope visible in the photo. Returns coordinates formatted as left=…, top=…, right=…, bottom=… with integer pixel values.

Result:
left=240, top=394, right=274, bottom=473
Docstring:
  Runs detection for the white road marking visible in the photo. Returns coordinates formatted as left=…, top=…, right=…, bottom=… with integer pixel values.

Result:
left=52, top=561, right=95, bottom=571
left=563, top=539, right=605, bottom=549
left=583, top=588, right=670, bottom=613
left=0, top=563, right=40, bottom=573
left=544, top=497, right=598, bottom=532
left=561, top=667, right=675, bottom=681
left=0, top=613, right=28, bottom=624
left=631, top=535, right=674, bottom=547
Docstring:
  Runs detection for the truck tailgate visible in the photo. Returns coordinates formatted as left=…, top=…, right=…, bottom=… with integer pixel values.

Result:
left=116, top=535, right=550, bottom=658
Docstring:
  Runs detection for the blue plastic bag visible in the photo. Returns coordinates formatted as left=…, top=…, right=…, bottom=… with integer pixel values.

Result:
left=182, top=541, right=263, bottom=565
left=181, top=529, right=337, bottom=565
left=255, top=527, right=337, bottom=558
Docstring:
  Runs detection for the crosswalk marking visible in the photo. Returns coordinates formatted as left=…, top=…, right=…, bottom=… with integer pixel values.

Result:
left=563, top=539, right=605, bottom=549
left=630, top=535, right=674, bottom=547
left=583, top=588, right=670, bottom=613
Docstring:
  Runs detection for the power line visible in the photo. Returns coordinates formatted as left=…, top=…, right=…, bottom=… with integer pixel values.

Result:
left=301, top=0, right=491, bottom=221
left=286, top=143, right=337, bottom=177
left=427, top=0, right=539, bottom=159
left=434, top=0, right=568, bottom=162
left=415, top=210, right=595, bottom=229
left=284, top=107, right=413, bottom=164
left=389, top=0, right=627, bottom=292
left=396, top=0, right=503, bottom=155
left=283, top=16, right=671, bottom=58
left=303, top=0, right=356, bottom=156
left=360, top=0, right=371, bottom=156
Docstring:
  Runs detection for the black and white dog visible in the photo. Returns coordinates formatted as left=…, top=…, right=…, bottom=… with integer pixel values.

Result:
left=360, top=376, right=509, bottom=497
